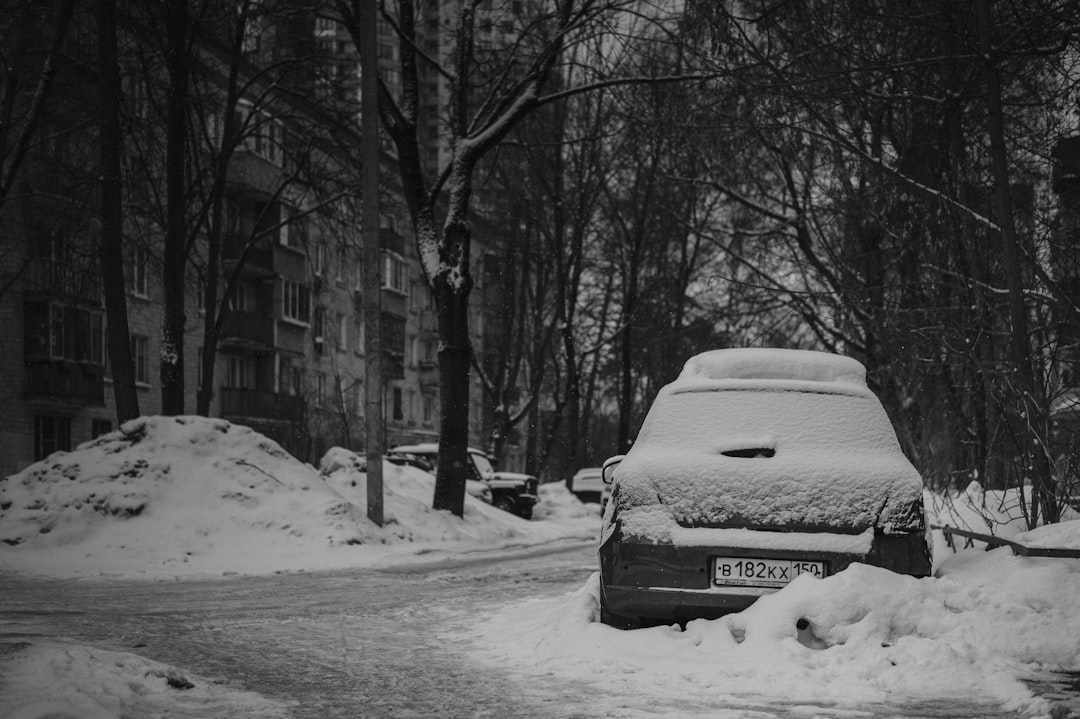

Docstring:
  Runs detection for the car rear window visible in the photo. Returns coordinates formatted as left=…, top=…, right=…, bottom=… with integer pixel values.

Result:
left=636, top=388, right=903, bottom=457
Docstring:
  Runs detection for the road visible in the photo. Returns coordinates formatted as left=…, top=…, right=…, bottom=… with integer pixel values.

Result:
left=0, top=541, right=1069, bottom=718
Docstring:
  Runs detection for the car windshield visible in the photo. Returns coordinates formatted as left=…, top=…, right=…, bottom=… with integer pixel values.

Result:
left=639, top=388, right=901, bottom=455
left=470, top=452, right=495, bottom=476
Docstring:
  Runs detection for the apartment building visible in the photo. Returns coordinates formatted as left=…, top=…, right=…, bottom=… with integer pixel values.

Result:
left=0, top=3, right=517, bottom=475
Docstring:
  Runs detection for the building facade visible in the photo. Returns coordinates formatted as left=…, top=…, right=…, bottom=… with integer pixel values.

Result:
left=0, top=3, right=521, bottom=476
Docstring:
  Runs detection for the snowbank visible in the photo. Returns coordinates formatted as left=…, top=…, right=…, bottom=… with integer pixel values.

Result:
left=0, top=416, right=599, bottom=579
left=467, top=530, right=1080, bottom=717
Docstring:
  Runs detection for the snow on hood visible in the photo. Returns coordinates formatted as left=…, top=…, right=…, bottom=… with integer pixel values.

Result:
left=612, top=353, right=924, bottom=537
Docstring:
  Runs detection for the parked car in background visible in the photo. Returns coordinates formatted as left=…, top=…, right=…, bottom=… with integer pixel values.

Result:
left=384, top=449, right=492, bottom=505
left=390, top=443, right=538, bottom=519
left=566, top=467, right=604, bottom=504
left=599, top=348, right=932, bottom=629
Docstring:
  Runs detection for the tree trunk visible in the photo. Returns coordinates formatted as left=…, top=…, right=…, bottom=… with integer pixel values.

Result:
left=97, top=0, right=139, bottom=423
left=617, top=240, right=641, bottom=453
left=432, top=220, right=474, bottom=517
left=976, top=0, right=1057, bottom=526
left=196, top=22, right=245, bottom=417
left=161, top=0, right=188, bottom=415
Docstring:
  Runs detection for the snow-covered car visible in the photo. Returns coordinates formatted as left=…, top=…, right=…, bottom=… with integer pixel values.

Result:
left=346, top=450, right=493, bottom=504
left=599, top=348, right=932, bottom=629
left=390, top=443, right=538, bottom=519
left=566, top=467, right=604, bottom=503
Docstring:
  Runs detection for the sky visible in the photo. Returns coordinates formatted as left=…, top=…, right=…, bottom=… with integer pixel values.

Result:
left=1, top=414, right=1079, bottom=718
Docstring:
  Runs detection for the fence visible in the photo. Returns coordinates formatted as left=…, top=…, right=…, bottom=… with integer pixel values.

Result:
left=933, top=524, right=1080, bottom=559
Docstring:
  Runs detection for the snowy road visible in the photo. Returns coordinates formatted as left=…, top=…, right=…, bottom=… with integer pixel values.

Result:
left=0, top=541, right=1055, bottom=718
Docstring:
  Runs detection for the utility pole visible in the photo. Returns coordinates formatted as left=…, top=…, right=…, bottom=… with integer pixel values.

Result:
left=360, top=0, right=383, bottom=526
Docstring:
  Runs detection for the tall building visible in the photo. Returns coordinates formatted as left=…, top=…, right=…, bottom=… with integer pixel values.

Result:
left=0, top=2, right=523, bottom=475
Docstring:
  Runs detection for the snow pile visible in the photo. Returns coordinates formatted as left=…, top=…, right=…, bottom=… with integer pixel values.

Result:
left=0, top=416, right=600, bottom=578
left=468, top=528, right=1080, bottom=717
left=1, top=641, right=292, bottom=719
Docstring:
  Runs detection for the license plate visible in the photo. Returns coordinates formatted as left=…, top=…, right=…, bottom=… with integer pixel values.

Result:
left=713, top=557, right=825, bottom=588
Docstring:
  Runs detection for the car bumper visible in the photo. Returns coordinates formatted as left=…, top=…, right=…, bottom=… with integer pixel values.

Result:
left=599, top=529, right=930, bottom=622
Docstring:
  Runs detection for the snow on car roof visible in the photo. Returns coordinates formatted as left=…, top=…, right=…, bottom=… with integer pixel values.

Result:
left=674, top=348, right=869, bottom=395
left=608, top=348, right=922, bottom=538
left=390, top=443, right=488, bottom=457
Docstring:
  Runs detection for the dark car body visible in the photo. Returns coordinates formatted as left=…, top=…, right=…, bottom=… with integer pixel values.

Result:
left=599, top=348, right=932, bottom=628
left=390, top=443, right=539, bottom=519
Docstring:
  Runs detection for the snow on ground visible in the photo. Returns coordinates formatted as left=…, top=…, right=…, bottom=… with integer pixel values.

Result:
left=1, top=641, right=293, bottom=719
left=467, top=540, right=1080, bottom=718
left=2, top=415, right=1080, bottom=718
left=0, top=416, right=599, bottom=579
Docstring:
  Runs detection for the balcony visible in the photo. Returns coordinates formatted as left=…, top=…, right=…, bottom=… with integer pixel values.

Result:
left=227, top=151, right=285, bottom=198
left=222, top=241, right=274, bottom=276
left=219, top=387, right=305, bottom=423
left=23, top=258, right=101, bottom=304
left=24, top=360, right=105, bottom=404
left=419, top=362, right=439, bottom=387
left=219, top=310, right=275, bottom=350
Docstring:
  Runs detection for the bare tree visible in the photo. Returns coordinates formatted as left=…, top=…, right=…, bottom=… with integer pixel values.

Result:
left=334, top=0, right=704, bottom=515
left=680, top=0, right=1080, bottom=525
left=0, top=0, right=76, bottom=299
left=98, top=0, right=139, bottom=421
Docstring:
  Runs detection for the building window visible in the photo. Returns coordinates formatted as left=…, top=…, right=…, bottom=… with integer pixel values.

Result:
left=92, top=419, right=112, bottom=438
left=381, top=251, right=407, bottom=294
left=382, top=312, right=406, bottom=356
left=407, top=336, right=418, bottom=367
left=279, top=207, right=308, bottom=251
left=313, top=242, right=326, bottom=276
left=132, top=334, right=150, bottom=385
left=34, top=415, right=71, bottom=460
left=352, top=257, right=363, bottom=292
left=282, top=280, right=310, bottom=323
left=392, top=386, right=403, bottom=421
left=313, top=306, right=326, bottom=353
left=422, top=339, right=436, bottom=366
left=227, top=281, right=251, bottom=313
left=337, top=374, right=347, bottom=410
left=24, top=302, right=105, bottom=365
left=254, top=116, right=283, bottom=166
left=125, top=244, right=149, bottom=298
left=354, top=316, right=364, bottom=354
left=279, top=356, right=302, bottom=396
left=227, top=356, right=252, bottom=388
left=337, top=313, right=348, bottom=351
left=422, top=394, right=435, bottom=425
left=316, top=373, right=326, bottom=407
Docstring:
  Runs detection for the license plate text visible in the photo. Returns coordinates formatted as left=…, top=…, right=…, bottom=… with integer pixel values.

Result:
left=713, top=557, right=825, bottom=588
